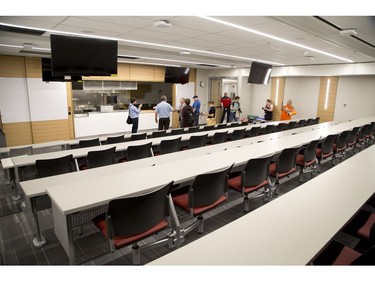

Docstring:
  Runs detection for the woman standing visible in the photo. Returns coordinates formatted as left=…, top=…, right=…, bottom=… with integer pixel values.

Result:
left=181, top=98, right=194, bottom=128
left=262, top=99, right=274, bottom=121
left=128, top=98, right=142, bottom=133
left=280, top=99, right=297, bottom=121
left=206, top=100, right=216, bottom=126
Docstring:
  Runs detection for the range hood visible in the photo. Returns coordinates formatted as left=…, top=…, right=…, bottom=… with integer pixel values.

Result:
left=83, top=80, right=137, bottom=90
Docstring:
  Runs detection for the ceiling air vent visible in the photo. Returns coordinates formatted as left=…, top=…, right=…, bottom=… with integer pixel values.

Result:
left=196, top=64, right=219, bottom=67
left=117, top=55, right=139, bottom=60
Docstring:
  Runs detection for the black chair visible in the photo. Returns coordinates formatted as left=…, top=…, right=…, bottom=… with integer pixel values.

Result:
left=365, top=123, right=375, bottom=145
left=82, top=146, right=116, bottom=170
left=246, top=126, right=260, bottom=138
left=36, top=154, right=76, bottom=178
left=239, top=121, right=248, bottom=126
left=305, top=118, right=314, bottom=126
left=159, top=137, right=182, bottom=155
left=228, top=154, right=273, bottom=212
left=263, top=124, right=274, bottom=135
left=316, top=134, right=337, bottom=171
left=312, top=117, right=320, bottom=124
left=170, top=128, right=184, bottom=135
left=216, top=123, right=227, bottom=129
left=106, top=135, right=125, bottom=144
left=130, top=132, right=147, bottom=141
left=296, top=139, right=320, bottom=182
left=149, top=130, right=167, bottom=138
left=273, top=123, right=285, bottom=132
left=78, top=138, right=100, bottom=148
left=230, top=128, right=246, bottom=141
left=285, top=121, right=297, bottom=130
left=202, top=125, right=215, bottom=131
left=230, top=122, right=239, bottom=127
left=93, top=181, right=179, bottom=265
left=187, top=126, right=200, bottom=134
left=123, top=142, right=153, bottom=162
left=346, top=127, right=360, bottom=155
left=269, top=145, right=301, bottom=195
left=183, top=134, right=207, bottom=150
left=171, top=164, right=233, bottom=236
left=356, top=124, right=369, bottom=151
left=210, top=131, right=227, bottom=145
left=332, top=130, right=351, bottom=164
left=295, top=120, right=306, bottom=128
left=9, top=146, right=34, bottom=182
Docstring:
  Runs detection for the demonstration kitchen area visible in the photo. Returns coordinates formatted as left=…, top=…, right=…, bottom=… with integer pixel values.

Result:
left=72, top=80, right=173, bottom=138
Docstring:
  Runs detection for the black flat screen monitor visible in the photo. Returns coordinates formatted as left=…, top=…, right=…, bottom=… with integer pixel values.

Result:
left=164, top=67, right=190, bottom=84
left=42, top=58, right=82, bottom=82
left=50, top=34, right=118, bottom=76
left=248, top=61, right=273, bottom=85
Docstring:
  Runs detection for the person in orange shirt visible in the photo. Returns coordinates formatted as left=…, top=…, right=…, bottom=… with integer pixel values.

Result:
left=280, top=99, right=297, bottom=120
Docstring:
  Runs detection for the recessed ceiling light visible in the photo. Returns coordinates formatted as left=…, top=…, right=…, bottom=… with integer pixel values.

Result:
left=180, top=51, right=190, bottom=55
left=153, top=20, right=172, bottom=28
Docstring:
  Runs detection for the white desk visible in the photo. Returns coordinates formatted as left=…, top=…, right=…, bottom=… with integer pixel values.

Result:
left=41, top=117, right=374, bottom=263
left=149, top=144, right=375, bottom=265
left=0, top=140, right=67, bottom=159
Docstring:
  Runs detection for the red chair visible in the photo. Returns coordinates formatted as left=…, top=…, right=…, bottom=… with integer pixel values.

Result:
left=228, top=154, right=273, bottom=212
left=171, top=164, right=233, bottom=236
left=296, top=139, right=320, bottom=183
left=93, top=181, right=179, bottom=265
left=270, top=145, right=301, bottom=195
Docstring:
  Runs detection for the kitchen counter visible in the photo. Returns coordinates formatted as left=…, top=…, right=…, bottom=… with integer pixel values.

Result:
left=73, top=110, right=160, bottom=138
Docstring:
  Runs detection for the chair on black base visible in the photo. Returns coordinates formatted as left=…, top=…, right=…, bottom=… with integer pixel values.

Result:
left=182, top=134, right=207, bottom=150
left=202, top=125, right=215, bottom=131
left=9, top=146, right=34, bottom=186
left=296, top=139, right=320, bottom=182
left=210, top=131, right=227, bottom=145
left=356, top=124, right=369, bottom=152
left=93, top=181, right=179, bottom=265
left=130, top=132, right=147, bottom=141
left=216, top=123, right=227, bottom=129
left=121, top=142, right=153, bottom=162
left=228, top=154, right=273, bottom=212
left=81, top=146, right=116, bottom=170
left=78, top=138, right=101, bottom=148
left=158, top=137, right=182, bottom=155
left=171, top=164, right=233, bottom=237
left=273, top=123, right=285, bottom=132
left=295, top=120, right=306, bottom=128
left=230, top=128, right=246, bottom=141
left=269, top=145, right=301, bottom=196
left=332, top=130, right=351, bottom=164
left=149, top=130, right=167, bottom=138
left=246, top=126, right=260, bottom=138
left=106, top=135, right=125, bottom=144
left=170, top=128, right=184, bottom=135
left=346, top=127, right=360, bottom=155
left=187, top=126, right=200, bottom=134
left=315, top=134, right=337, bottom=172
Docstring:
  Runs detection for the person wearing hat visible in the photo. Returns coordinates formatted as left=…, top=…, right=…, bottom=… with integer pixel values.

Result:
left=192, top=95, right=201, bottom=126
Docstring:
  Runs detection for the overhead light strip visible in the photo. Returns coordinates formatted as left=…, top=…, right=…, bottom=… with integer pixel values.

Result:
left=0, top=22, right=284, bottom=66
left=198, top=16, right=353, bottom=63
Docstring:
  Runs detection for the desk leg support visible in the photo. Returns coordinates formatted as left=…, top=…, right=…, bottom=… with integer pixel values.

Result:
left=12, top=167, right=21, bottom=201
left=66, top=215, right=76, bottom=265
left=31, top=199, right=46, bottom=247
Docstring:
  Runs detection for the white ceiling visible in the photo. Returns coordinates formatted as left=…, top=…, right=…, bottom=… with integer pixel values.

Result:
left=0, top=16, right=374, bottom=69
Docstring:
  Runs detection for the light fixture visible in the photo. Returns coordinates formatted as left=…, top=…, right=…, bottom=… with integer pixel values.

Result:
left=180, top=50, right=190, bottom=55
left=324, top=78, right=331, bottom=110
left=199, top=16, right=353, bottom=63
left=339, top=29, right=357, bottom=36
left=275, top=79, right=280, bottom=105
left=153, top=20, right=172, bottom=28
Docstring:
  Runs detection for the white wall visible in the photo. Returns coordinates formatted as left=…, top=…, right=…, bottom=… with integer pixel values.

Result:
left=283, top=77, right=320, bottom=120
left=334, top=76, right=375, bottom=122
left=0, top=78, right=31, bottom=123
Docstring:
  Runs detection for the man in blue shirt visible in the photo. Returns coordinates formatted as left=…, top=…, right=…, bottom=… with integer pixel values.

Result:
left=155, top=95, right=175, bottom=130
left=192, top=95, right=201, bottom=126
left=129, top=98, right=142, bottom=133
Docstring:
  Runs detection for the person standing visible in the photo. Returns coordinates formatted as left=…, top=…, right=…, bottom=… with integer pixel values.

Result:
left=206, top=100, right=216, bottom=126
left=280, top=99, right=297, bottom=121
left=181, top=98, right=194, bottom=128
left=176, top=97, right=186, bottom=128
left=155, top=95, right=174, bottom=130
left=220, top=92, right=232, bottom=123
left=262, top=99, right=274, bottom=121
left=230, top=96, right=241, bottom=122
left=128, top=98, right=142, bottom=133
left=192, top=95, right=201, bottom=126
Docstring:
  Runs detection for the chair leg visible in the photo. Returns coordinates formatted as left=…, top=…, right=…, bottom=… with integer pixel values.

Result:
left=299, top=168, right=304, bottom=183
left=132, top=243, right=141, bottom=265
left=197, top=215, right=204, bottom=234
left=273, top=180, right=280, bottom=196
left=243, top=197, right=249, bottom=212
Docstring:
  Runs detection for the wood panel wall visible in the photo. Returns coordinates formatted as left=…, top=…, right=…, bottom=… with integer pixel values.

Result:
left=0, top=55, right=26, bottom=78
left=2, top=122, right=33, bottom=146
left=31, top=119, right=70, bottom=144
left=316, top=77, right=338, bottom=123
left=270, top=77, right=285, bottom=121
